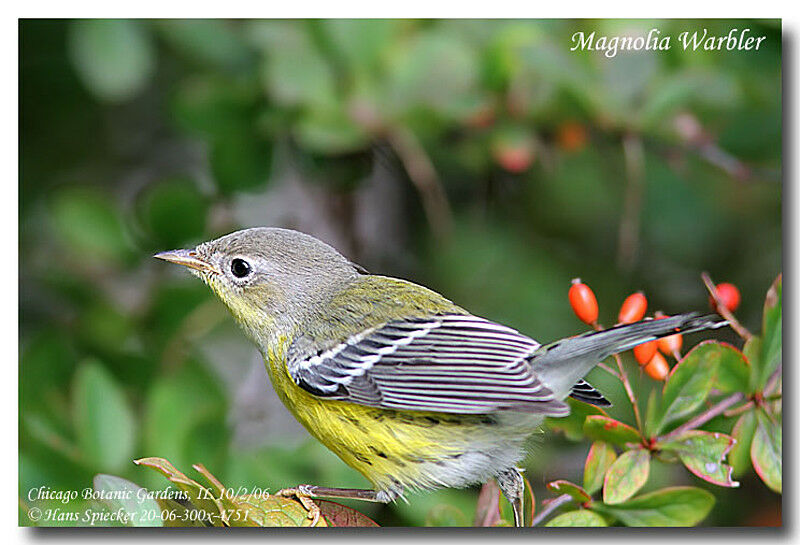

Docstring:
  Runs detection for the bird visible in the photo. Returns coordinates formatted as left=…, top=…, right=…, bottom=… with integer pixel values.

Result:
left=155, top=227, right=726, bottom=527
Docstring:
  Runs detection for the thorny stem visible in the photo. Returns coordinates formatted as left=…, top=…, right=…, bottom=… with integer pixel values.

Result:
left=531, top=494, right=572, bottom=527
left=701, top=272, right=752, bottom=341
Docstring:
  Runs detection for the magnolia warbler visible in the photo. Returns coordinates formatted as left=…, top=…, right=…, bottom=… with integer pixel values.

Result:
left=155, top=227, right=725, bottom=526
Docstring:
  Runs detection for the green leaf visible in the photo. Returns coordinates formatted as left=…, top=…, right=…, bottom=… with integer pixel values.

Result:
left=744, top=336, right=763, bottom=392
left=658, top=430, right=739, bottom=487
left=170, top=75, right=259, bottom=139
left=134, top=457, right=225, bottom=524
left=758, top=275, right=782, bottom=389
left=69, top=20, right=154, bottom=102
left=253, top=21, right=336, bottom=109
left=385, top=30, right=480, bottom=119
left=644, top=387, right=661, bottom=438
left=142, top=365, right=228, bottom=475
left=712, top=342, right=751, bottom=394
left=425, top=504, right=469, bottom=527
left=322, top=19, right=397, bottom=75
left=751, top=411, right=782, bottom=493
left=138, top=178, right=208, bottom=248
left=210, top=134, right=273, bottom=194
left=51, top=188, right=131, bottom=263
left=593, top=487, right=715, bottom=527
left=294, top=107, right=369, bottom=154
left=728, top=410, right=757, bottom=476
left=652, top=341, right=722, bottom=435
left=73, top=361, right=136, bottom=472
left=228, top=494, right=327, bottom=527
left=547, top=480, right=591, bottom=503
left=546, top=398, right=607, bottom=442
left=157, top=20, right=251, bottom=71
left=318, top=500, right=379, bottom=527
left=546, top=510, right=608, bottom=527
left=603, top=449, right=650, bottom=505
left=583, top=441, right=617, bottom=495
left=135, top=458, right=329, bottom=527
left=583, top=415, right=641, bottom=447
left=92, top=474, right=162, bottom=527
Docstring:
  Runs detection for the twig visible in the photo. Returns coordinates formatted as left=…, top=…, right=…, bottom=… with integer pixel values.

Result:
left=696, top=140, right=751, bottom=182
left=611, top=352, right=644, bottom=432
left=658, top=392, right=745, bottom=442
left=701, top=272, right=752, bottom=341
left=593, top=321, right=642, bottom=432
left=531, top=494, right=572, bottom=527
left=764, top=363, right=782, bottom=396
left=387, top=126, right=453, bottom=242
left=723, top=401, right=754, bottom=418
left=597, top=361, right=621, bottom=380
left=617, top=133, right=645, bottom=272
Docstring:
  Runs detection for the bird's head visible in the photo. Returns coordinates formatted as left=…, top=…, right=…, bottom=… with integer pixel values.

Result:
left=155, top=227, right=361, bottom=342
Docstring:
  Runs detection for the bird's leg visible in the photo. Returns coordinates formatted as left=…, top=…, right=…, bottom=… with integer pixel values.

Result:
left=274, top=487, right=322, bottom=526
left=496, top=468, right=526, bottom=527
left=275, top=485, right=396, bottom=524
left=283, top=484, right=396, bottom=502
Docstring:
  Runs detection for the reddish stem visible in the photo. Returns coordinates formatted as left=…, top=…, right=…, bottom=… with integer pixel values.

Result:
left=701, top=272, right=751, bottom=341
left=658, top=392, right=745, bottom=442
left=593, top=321, right=643, bottom=433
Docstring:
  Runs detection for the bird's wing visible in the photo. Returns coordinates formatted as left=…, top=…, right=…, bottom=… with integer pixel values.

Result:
left=568, top=379, right=611, bottom=407
left=288, top=314, right=569, bottom=416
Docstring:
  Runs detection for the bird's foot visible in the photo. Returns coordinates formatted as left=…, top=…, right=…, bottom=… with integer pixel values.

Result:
left=274, top=486, right=321, bottom=526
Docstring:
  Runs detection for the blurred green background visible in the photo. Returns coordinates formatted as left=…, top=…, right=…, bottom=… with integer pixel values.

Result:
left=20, top=19, right=781, bottom=526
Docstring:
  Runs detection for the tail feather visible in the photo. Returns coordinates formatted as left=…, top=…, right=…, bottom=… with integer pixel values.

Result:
left=532, top=313, right=727, bottom=400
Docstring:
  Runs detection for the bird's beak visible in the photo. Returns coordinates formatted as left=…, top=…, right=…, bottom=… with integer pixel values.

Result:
left=153, top=249, right=220, bottom=275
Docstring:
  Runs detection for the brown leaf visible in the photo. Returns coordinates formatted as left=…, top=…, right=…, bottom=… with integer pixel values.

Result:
left=317, top=500, right=378, bottom=527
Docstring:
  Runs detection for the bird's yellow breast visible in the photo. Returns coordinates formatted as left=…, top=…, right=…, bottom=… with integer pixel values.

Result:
left=263, top=337, right=498, bottom=494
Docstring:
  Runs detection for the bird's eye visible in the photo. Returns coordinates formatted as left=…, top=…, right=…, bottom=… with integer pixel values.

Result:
left=230, top=258, right=252, bottom=279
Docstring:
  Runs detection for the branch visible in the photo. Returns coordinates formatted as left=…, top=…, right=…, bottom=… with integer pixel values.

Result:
left=612, top=352, right=644, bottom=432
left=617, top=133, right=645, bottom=272
left=597, top=361, right=621, bottom=380
left=764, top=363, right=782, bottom=395
left=701, top=272, right=752, bottom=341
left=387, top=126, right=453, bottom=242
left=593, top=321, right=643, bottom=432
left=531, top=494, right=571, bottom=527
left=658, top=392, right=745, bottom=442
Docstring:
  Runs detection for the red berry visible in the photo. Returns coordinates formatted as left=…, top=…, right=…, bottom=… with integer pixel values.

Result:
left=658, top=332, right=683, bottom=357
left=556, top=122, right=588, bottom=152
left=711, top=282, right=741, bottom=313
left=644, top=351, right=670, bottom=381
left=569, top=279, right=599, bottom=326
left=633, top=340, right=658, bottom=366
left=491, top=128, right=536, bottom=173
left=465, top=104, right=495, bottom=129
left=618, top=292, right=647, bottom=324
left=654, top=313, right=683, bottom=357
left=494, top=146, right=534, bottom=173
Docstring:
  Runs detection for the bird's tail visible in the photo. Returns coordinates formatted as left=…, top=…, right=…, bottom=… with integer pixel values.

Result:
left=532, top=313, right=728, bottom=400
